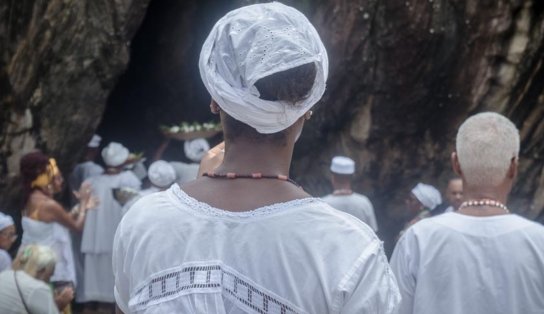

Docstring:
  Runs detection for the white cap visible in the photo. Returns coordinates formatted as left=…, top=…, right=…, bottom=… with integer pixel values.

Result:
left=411, top=183, right=442, bottom=210
left=0, top=212, right=14, bottom=231
left=330, top=156, right=355, bottom=175
left=184, top=138, right=210, bottom=163
left=101, top=142, right=129, bottom=167
left=148, top=160, right=177, bottom=188
left=88, top=134, right=102, bottom=148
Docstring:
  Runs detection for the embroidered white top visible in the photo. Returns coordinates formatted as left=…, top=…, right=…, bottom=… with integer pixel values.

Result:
left=113, top=184, right=400, bottom=314
left=322, top=193, right=379, bottom=231
left=390, top=212, right=544, bottom=314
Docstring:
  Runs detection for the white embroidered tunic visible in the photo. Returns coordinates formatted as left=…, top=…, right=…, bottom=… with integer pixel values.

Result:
left=113, top=184, right=400, bottom=313
left=390, top=212, right=544, bottom=314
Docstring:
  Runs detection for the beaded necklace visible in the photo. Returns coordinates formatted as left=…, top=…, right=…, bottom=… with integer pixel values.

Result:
left=203, top=172, right=301, bottom=188
left=459, top=199, right=509, bottom=213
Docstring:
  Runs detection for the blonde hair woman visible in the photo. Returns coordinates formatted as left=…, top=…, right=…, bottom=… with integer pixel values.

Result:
left=0, top=245, right=73, bottom=313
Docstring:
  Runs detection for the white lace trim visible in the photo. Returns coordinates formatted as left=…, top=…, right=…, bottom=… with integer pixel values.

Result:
left=169, top=184, right=318, bottom=218
left=129, top=261, right=306, bottom=314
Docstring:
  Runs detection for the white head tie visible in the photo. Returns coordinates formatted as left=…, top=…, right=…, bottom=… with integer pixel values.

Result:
left=199, top=2, right=329, bottom=134
left=88, top=134, right=102, bottom=148
left=148, top=160, right=177, bottom=188
left=0, top=212, right=14, bottom=231
left=101, top=142, right=129, bottom=167
left=184, top=138, right=210, bottom=163
left=330, top=156, right=355, bottom=175
left=411, top=183, right=442, bottom=210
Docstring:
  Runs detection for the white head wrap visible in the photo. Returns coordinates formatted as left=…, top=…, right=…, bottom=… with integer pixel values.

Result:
left=101, top=142, right=129, bottom=167
left=184, top=138, right=210, bottom=163
left=88, top=134, right=102, bottom=148
left=411, top=183, right=442, bottom=210
left=330, top=156, right=355, bottom=175
left=0, top=212, right=14, bottom=231
left=199, top=2, right=329, bottom=134
left=148, top=160, right=177, bottom=188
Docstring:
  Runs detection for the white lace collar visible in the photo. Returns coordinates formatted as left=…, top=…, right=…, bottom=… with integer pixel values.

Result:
left=168, top=184, right=318, bottom=219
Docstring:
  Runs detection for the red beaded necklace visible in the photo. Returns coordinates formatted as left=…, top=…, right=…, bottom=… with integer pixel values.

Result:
left=203, top=172, right=301, bottom=188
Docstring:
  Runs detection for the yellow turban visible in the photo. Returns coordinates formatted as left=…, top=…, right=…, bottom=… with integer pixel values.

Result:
left=31, top=158, right=59, bottom=189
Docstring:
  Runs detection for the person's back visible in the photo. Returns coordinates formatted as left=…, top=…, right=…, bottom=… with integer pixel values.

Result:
left=114, top=186, right=399, bottom=313
left=0, top=270, right=59, bottom=314
left=322, top=193, right=378, bottom=231
left=391, top=212, right=544, bottom=314
left=391, top=112, right=544, bottom=314
left=113, top=3, right=400, bottom=313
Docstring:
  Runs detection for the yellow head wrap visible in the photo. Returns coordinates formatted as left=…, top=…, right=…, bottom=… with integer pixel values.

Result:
left=30, top=158, right=59, bottom=189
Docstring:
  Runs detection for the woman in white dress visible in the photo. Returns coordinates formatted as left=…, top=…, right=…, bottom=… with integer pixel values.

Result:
left=19, top=151, right=97, bottom=312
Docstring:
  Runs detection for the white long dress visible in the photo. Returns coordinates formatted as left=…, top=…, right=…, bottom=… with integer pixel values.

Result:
left=81, top=171, right=141, bottom=302
left=20, top=217, right=76, bottom=284
left=390, top=212, right=544, bottom=314
left=68, top=160, right=104, bottom=302
left=322, top=193, right=379, bottom=231
left=113, top=184, right=400, bottom=314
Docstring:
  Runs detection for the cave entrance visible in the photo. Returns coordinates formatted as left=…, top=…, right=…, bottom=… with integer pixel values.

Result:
left=95, top=0, right=235, bottom=162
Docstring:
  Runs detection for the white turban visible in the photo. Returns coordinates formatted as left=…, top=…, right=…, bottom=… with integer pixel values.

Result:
left=148, top=161, right=177, bottom=188
left=411, top=183, right=442, bottom=210
left=199, top=2, right=329, bottom=134
left=0, top=212, right=14, bottom=231
left=101, top=142, right=129, bottom=167
left=184, top=138, right=210, bottom=163
left=88, top=134, right=102, bottom=148
left=330, top=156, right=355, bottom=175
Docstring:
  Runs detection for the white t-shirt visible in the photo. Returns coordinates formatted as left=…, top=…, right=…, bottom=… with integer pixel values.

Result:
left=322, top=193, right=378, bottom=231
left=0, top=249, right=11, bottom=272
left=390, top=212, right=544, bottom=314
left=0, top=270, right=59, bottom=314
left=113, top=184, right=400, bottom=314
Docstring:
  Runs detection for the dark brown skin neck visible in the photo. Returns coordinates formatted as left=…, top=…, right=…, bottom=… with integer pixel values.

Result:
left=181, top=115, right=311, bottom=212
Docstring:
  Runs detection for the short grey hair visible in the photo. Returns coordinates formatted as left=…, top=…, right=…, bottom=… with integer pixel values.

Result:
left=456, top=112, right=519, bottom=187
left=12, top=245, right=57, bottom=278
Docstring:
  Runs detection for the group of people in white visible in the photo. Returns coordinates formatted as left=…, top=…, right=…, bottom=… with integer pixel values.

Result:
left=1, top=2, right=543, bottom=314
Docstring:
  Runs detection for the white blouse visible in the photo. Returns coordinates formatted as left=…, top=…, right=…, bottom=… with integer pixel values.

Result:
left=113, top=184, right=400, bottom=313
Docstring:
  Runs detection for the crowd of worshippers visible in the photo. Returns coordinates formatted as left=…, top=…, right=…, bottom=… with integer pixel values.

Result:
left=1, top=2, right=544, bottom=314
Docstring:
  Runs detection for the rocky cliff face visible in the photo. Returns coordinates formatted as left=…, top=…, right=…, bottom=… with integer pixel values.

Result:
left=1, top=0, right=543, bottom=251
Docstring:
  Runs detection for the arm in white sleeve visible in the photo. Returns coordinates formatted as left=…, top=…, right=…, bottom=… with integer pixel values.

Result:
left=390, top=232, right=418, bottom=314
left=113, top=224, right=131, bottom=314
left=333, top=239, right=401, bottom=314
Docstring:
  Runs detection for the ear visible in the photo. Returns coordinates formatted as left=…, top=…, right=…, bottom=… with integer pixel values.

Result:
left=209, top=99, right=220, bottom=114
left=507, top=156, right=518, bottom=179
left=451, top=152, right=463, bottom=176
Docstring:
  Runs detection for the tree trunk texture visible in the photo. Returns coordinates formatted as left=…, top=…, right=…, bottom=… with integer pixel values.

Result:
left=1, top=0, right=543, bottom=252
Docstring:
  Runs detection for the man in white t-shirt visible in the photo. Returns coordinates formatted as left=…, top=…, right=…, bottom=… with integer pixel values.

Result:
left=322, top=156, right=378, bottom=231
left=113, top=3, right=400, bottom=313
left=390, top=112, right=544, bottom=314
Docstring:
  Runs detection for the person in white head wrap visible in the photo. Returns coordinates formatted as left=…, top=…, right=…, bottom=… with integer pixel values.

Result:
left=121, top=161, right=177, bottom=216
left=81, top=142, right=141, bottom=304
left=0, top=212, right=16, bottom=272
left=113, top=3, right=399, bottom=314
left=322, top=156, right=379, bottom=231
left=399, top=183, right=443, bottom=237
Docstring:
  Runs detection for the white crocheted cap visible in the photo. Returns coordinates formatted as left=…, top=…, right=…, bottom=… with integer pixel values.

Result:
left=330, top=156, right=355, bottom=175
left=199, top=2, right=329, bottom=134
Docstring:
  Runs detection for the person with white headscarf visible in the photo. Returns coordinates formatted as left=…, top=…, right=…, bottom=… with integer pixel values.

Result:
left=398, top=183, right=442, bottom=236
left=168, top=138, right=210, bottom=183
left=121, top=160, right=176, bottom=215
left=113, top=3, right=400, bottom=314
left=322, top=156, right=379, bottom=231
left=391, top=112, right=544, bottom=314
left=80, top=142, right=141, bottom=307
left=0, top=212, right=16, bottom=272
